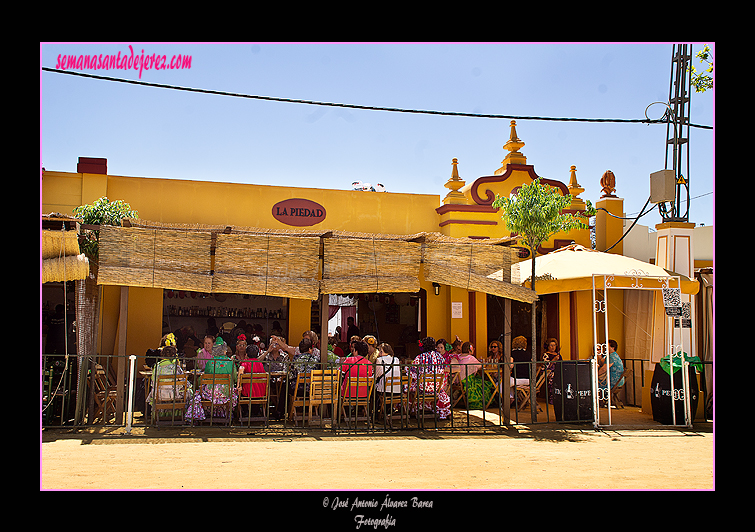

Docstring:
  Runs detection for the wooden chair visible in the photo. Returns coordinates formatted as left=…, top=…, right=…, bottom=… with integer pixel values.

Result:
left=339, top=375, right=374, bottom=428
left=152, top=373, right=188, bottom=426
left=198, top=373, right=234, bottom=425
left=483, top=364, right=502, bottom=409
left=515, top=366, right=546, bottom=412
left=89, top=363, right=118, bottom=424
left=237, top=372, right=270, bottom=426
left=308, top=369, right=340, bottom=427
left=448, top=369, right=466, bottom=408
left=288, top=372, right=313, bottom=426
left=412, top=371, right=445, bottom=423
left=610, top=368, right=633, bottom=409
left=376, top=373, right=411, bottom=429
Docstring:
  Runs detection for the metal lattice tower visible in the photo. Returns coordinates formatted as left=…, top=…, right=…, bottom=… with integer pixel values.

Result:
left=659, top=44, right=692, bottom=222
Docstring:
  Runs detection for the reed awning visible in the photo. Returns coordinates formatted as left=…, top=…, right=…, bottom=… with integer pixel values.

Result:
left=213, top=232, right=321, bottom=300
left=422, top=237, right=539, bottom=304
left=320, top=236, right=421, bottom=294
left=97, top=225, right=213, bottom=292
left=94, top=220, right=535, bottom=302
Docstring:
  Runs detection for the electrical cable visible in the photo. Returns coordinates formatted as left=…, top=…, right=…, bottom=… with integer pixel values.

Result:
left=604, top=195, right=654, bottom=252
left=42, top=67, right=713, bottom=129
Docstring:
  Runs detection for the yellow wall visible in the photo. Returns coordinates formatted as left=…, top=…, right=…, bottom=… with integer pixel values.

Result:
left=44, top=171, right=442, bottom=235
left=42, top=170, right=446, bottom=356
left=41, top=149, right=593, bottom=360
left=554, top=289, right=625, bottom=361
left=287, top=299, right=312, bottom=346
left=448, top=286, right=470, bottom=345
left=126, top=287, right=164, bottom=358
left=423, top=268, right=450, bottom=343
left=557, top=292, right=572, bottom=359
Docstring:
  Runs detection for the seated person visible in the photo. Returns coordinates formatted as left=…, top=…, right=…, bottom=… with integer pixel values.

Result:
left=450, top=341, right=482, bottom=380
left=186, top=340, right=237, bottom=421
left=435, top=338, right=453, bottom=365
left=340, top=340, right=373, bottom=398
left=509, top=335, right=532, bottom=400
left=237, top=342, right=267, bottom=417
left=259, top=336, right=289, bottom=373
left=148, top=338, right=186, bottom=410
left=455, top=342, right=493, bottom=409
left=363, top=335, right=379, bottom=363
left=273, top=337, right=320, bottom=420
left=488, top=340, right=503, bottom=362
left=273, top=331, right=321, bottom=359
left=597, top=339, right=625, bottom=396
left=195, top=334, right=215, bottom=371
left=374, top=342, right=402, bottom=396
left=408, top=337, right=451, bottom=420
left=237, top=343, right=266, bottom=396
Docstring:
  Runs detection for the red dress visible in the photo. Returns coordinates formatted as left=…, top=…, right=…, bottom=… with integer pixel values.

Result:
left=239, top=360, right=267, bottom=397
left=340, top=355, right=373, bottom=397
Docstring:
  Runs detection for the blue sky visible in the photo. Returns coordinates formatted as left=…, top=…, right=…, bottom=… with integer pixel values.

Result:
left=40, top=42, right=714, bottom=228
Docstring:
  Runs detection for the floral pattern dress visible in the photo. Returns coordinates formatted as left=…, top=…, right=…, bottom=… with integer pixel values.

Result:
left=185, top=357, right=238, bottom=421
left=408, top=350, right=451, bottom=419
left=542, top=352, right=563, bottom=405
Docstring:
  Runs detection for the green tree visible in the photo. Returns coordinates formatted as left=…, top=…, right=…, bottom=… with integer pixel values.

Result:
left=493, top=178, right=592, bottom=293
left=690, top=44, right=713, bottom=93
left=493, top=179, right=593, bottom=420
left=73, top=197, right=138, bottom=261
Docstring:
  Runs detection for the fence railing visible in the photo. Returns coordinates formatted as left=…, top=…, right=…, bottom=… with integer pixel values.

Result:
left=41, top=353, right=713, bottom=431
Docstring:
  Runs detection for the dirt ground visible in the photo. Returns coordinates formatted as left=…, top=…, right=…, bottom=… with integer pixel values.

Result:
left=41, top=418, right=714, bottom=491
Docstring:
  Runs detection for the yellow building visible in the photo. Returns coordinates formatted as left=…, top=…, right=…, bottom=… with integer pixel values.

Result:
left=43, top=121, right=655, bottom=371
left=44, top=120, right=712, bottom=428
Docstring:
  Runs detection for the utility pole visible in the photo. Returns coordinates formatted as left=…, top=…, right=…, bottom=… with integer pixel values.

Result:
left=658, top=44, right=692, bottom=223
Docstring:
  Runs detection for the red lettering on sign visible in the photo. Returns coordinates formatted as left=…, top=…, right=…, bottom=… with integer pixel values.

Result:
left=272, top=198, right=327, bottom=227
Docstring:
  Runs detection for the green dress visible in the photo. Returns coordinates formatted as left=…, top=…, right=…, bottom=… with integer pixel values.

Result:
left=462, top=373, right=495, bottom=409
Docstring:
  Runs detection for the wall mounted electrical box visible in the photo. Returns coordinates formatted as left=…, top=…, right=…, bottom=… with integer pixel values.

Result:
left=650, top=169, right=676, bottom=204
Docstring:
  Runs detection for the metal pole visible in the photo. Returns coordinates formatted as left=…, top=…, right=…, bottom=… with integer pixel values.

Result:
left=668, top=294, right=677, bottom=427
left=591, top=275, right=599, bottom=427
left=604, top=277, right=612, bottom=426
left=125, top=354, right=136, bottom=434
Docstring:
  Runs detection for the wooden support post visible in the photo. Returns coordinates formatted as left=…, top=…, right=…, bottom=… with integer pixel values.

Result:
left=116, top=286, right=129, bottom=424
left=320, top=292, right=329, bottom=369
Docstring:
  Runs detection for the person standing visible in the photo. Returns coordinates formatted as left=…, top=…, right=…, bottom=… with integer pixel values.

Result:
left=346, top=316, right=360, bottom=340
left=543, top=337, right=563, bottom=405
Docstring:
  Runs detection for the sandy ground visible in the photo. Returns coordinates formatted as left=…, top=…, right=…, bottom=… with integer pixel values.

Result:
left=41, top=420, right=714, bottom=491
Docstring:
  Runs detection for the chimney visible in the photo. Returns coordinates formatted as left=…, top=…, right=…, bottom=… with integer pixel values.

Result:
left=77, top=157, right=107, bottom=174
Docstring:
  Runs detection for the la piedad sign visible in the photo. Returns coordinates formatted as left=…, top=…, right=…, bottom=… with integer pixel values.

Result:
left=272, top=198, right=327, bottom=227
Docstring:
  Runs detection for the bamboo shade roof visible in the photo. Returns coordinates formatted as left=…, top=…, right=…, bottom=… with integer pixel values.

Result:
left=320, top=237, right=421, bottom=294
left=213, top=233, right=320, bottom=300
left=96, top=220, right=533, bottom=302
left=422, top=241, right=538, bottom=304
left=97, top=225, right=213, bottom=292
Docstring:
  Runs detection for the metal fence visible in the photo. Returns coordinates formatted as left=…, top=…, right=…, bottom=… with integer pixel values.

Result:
left=41, top=353, right=713, bottom=431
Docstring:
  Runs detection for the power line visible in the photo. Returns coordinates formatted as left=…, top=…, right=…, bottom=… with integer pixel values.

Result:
left=624, top=191, right=713, bottom=217
left=42, top=67, right=713, bottom=130
left=604, top=196, right=654, bottom=252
